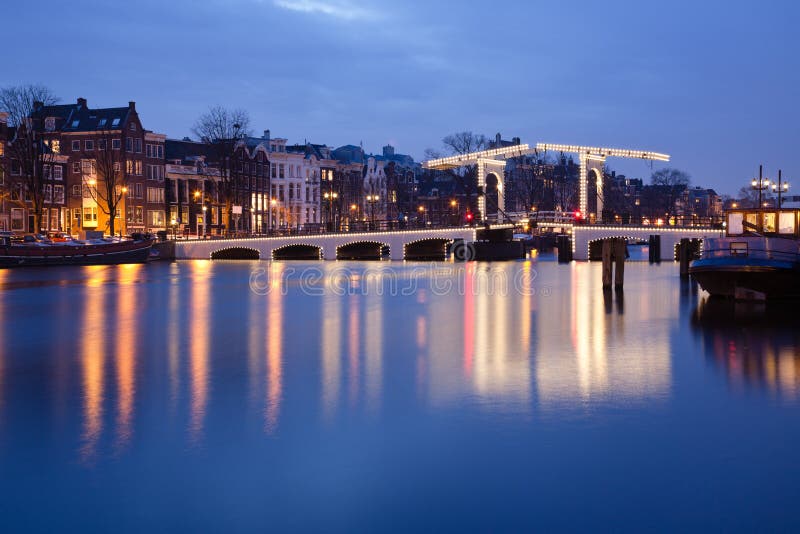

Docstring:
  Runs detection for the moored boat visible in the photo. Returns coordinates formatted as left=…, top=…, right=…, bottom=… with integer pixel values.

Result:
left=690, top=208, right=800, bottom=299
left=0, top=233, right=154, bottom=268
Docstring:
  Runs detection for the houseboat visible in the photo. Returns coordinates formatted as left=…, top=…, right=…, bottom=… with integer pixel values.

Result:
left=689, top=208, right=800, bottom=299
left=0, top=233, right=154, bottom=268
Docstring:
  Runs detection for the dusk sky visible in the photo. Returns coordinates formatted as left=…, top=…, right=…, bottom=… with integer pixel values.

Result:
left=4, top=0, right=798, bottom=194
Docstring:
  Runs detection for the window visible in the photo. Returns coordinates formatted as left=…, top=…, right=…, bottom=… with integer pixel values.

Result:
left=54, top=166, right=63, bottom=180
left=45, top=117, right=55, bottom=131
left=11, top=209, right=24, bottom=231
left=114, top=162, right=121, bottom=173
left=72, top=161, right=81, bottom=174
left=126, top=137, right=133, bottom=151
left=146, top=144, right=152, bottom=158
left=271, top=164, right=276, bottom=178
left=54, top=185, right=64, bottom=204
left=126, top=160, right=133, bottom=174
left=112, top=139, right=121, bottom=150
left=71, top=120, right=80, bottom=128
left=72, top=185, right=82, bottom=197
left=135, top=160, right=142, bottom=176
left=279, top=164, right=284, bottom=179
left=81, top=160, right=96, bottom=175
left=148, top=210, right=165, bottom=228
left=157, top=145, right=163, bottom=159
left=72, top=140, right=80, bottom=151
left=85, top=140, right=94, bottom=151
left=44, top=185, right=52, bottom=203
left=135, top=183, right=143, bottom=198
left=43, top=165, right=52, bottom=180
left=112, top=118, right=120, bottom=127
left=130, top=123, right=136, bottom=131
left=147, top=187, right=165, bottom=204
left=134, top=138, right=142, bottom=153
left=98, top=138, right=106, bottom=150
left=49, top=139, right=60, bottom=154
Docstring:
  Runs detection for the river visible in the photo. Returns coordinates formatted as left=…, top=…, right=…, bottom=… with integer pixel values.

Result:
left=1, top=258, right=799, bottom=531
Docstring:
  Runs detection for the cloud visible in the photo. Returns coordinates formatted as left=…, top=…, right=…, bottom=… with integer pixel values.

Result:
left=273, top=0, right=374, bottom=20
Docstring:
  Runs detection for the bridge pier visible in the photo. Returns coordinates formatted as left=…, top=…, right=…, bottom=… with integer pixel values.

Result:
left=323, top=247, right=337, bottom=261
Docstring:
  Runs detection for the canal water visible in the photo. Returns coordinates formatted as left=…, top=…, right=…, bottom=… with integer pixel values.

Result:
left=1, top=258, right=799, bottom=531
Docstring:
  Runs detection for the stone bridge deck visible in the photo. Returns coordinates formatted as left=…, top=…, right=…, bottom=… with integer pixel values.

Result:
left=174, top=227, right=477, bottom=261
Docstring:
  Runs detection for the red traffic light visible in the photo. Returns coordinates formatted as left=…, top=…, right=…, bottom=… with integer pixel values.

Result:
left=573, top=210, right=583, bottom=220
left=466, top=212, right=474, bottom=221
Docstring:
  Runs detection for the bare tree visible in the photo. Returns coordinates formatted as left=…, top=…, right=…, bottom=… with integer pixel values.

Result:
left=442, top=131, right=488, bottom=155
left=650, top=168, right=690, bottom=217
left=192, top=106, right=251, bottom=234
left=0, top=84, right=59, bottom=232
left=85, top=130, right=128, bottom=236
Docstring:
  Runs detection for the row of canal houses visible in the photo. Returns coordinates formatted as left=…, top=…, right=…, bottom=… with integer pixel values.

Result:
left=0, top=97, right=420, bottom=235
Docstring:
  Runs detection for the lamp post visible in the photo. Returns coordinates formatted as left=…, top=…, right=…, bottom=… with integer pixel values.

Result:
left=121, top=186, right=128, bottom=237
left=418, top=205, right=426, bottom=227
left=449, top=198, right=457, bottom=227
left=194, top=190, right=202, bottom=237
left=170, top=218, right=177, bottom=240
left=751, top=164, right=770, bottom=210
left=202, top=205, right=208, bottom=238
left=323, top=190, right=338, bottom=232
left=771, top=169, right=789, bottom=209
left=366, top=194, right=379, bottom=230
left=270, top=198, right=277, bottom=234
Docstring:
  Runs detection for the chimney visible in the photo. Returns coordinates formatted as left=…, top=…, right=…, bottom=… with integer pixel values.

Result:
left=77, top=97, right=87, bottom=108
left=263, top=129, right=270, bottom=141
left=128, top=101, right=136, bottom=110
left=33, top=101, right=44, bottom=112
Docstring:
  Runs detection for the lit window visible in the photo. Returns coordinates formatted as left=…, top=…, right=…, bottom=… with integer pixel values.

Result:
left=45, top=117, right=55, bottom=131
left=72, top=140, right=80, bottom=151
left=71, top=120, right=79, bottom=128
left=112, top=118, right=120, bottom=127
left=98, top=118, right=107, bottom=128
left=85, top=140, right=94, bottom=151
left=112, top=139, right=121, bottom=150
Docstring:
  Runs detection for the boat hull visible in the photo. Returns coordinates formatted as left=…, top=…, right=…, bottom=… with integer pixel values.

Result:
left=0, top=239, right=154, bottom=268
left=690, top=257, right=800, bottom=299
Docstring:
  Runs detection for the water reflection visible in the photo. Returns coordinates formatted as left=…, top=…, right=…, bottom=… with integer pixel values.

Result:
left=536, top=263, right=672, bottom=408
left=80, top=266, right=109, bottom=462
left=692, top=298, right=800, bottom=398
left=114, top=264, right=140, bottom=452
left=189, top=261, right=211, bottom=444
left=265, top=263, right=283, bottom=433
left=321, top=292, right=342, bottom=422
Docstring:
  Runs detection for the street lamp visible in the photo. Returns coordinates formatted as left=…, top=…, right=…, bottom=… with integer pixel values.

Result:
left=323, top=190, right=338, bottom=231
left=270, top=198, right=277, bottom=234
left=751, top=164, right=770, bottom=210
left=418, top=205, right=426, bottom=227
left=366, top=194, right=379, bottom=230
left=170, top=218, right=177, bottom=240
left=771, top=169, right=789, bottom=209
left=202, top=205, right=208, bottom=238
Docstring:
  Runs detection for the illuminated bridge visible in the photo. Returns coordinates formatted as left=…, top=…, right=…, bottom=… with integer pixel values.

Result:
left=174, top=227, right=477, bottom=261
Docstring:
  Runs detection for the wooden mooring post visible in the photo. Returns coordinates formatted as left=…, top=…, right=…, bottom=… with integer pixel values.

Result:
left=602, top=238, right=626, bottom=290
left=678, top=238, right=690, bottom=278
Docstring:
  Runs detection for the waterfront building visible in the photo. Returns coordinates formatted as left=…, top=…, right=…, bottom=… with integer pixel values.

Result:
left=0, top=112, right=9, bottom=230
left=5, top=98, right=167, bottom=236
left=675, top=186, right=722, bottom=221
left=165, top=138, right=223, bottom=236
left=263, top=131, right=320, bottom=230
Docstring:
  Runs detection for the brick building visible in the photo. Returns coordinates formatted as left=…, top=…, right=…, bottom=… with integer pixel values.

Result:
left=23, top=97, right=166, bottom=235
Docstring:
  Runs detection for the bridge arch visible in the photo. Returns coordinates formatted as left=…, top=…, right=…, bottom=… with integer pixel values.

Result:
left=404, top=237, right=452, bottom=261
left=272, top=243, right=322, bottom=260
left=336, top=240, right=390, bottom=261
left=210, top=247, right=261, bottom=260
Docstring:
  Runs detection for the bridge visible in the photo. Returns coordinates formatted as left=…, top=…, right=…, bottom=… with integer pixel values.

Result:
left=570, top=224, right=721, bottom=261
left=174, top=227, right=477, bottom=261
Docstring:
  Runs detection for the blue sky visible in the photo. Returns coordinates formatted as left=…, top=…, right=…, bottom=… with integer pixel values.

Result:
left=3, top=0, right=798, bottom=194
